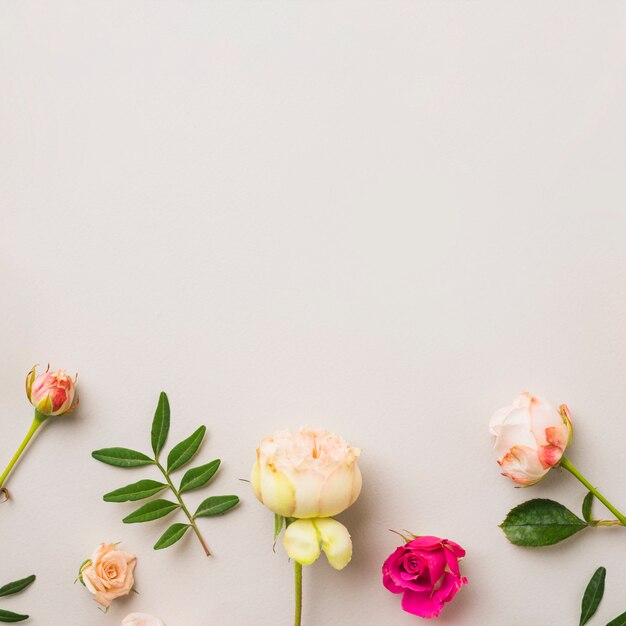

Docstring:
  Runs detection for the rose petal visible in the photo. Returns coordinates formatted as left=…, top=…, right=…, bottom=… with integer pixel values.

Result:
left=498, top=445, right=548, bottom=485
left=405, top=536, right=444, bottom=551
left=282, top=519, right=321, bottom=565
left=315, top=517, right=352, bottom=570
left=432, top=571, right=467, bottom=606
left=401, top=588, right=443, bottom=619
left=400, top=573, right=467, bottom=618
left=382, top=569, right=404, bottom=594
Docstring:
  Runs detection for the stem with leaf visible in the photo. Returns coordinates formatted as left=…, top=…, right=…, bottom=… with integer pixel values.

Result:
left=155, top=460, right=210, bottom=556
left=560, top=456, right=626, bottom=525
left=0, top=412, right=46, bottom=492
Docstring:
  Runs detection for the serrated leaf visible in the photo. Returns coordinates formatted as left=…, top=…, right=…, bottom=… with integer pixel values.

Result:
left=123, top=499, right=180, bottom=523
left=154, top=523, right=191, bottom=550
left=167, top=426, right=206, bottom=473
left=0, top=576, right=35, bottom=598
left=582, top=492, right=595, bottom=524
left=0, top=610, right=29, bottom=623
left=274, top=514, right=285, bottom=541
left=607, top=611, right=626, bottom=626
left=500, top=498, right=588, bottom=547
left=179, top=460, right=221, bottom=494
left=103, top=479, right=168, bottom=503
left=580, top=566, right=606, bottom=626
left=92, top=448, right=154, bottom=468
left=151, top=392, right=170, bottom=457
left=194, top=495, right=240, bottom=518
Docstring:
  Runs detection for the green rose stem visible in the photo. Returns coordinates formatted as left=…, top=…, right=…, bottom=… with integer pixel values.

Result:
left=560, top=456, right=626, bottom=525
left=294, top=561, right=302, bottom=626
left=0, top=411, right=46, bottom=494
left=154, top=460, right=211, bottom=556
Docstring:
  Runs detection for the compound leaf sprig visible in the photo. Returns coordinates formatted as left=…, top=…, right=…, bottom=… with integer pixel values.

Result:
left=92, top=392, right=239, bottom=556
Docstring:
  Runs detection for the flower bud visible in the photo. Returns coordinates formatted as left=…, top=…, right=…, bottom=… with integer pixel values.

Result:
left=26, top=365, right=78, bottom=417
left=283, top=517, right=352, bottom=570
left=251, top=428, right=361, bottom=518
left=489, top=392, right=572, bottom=485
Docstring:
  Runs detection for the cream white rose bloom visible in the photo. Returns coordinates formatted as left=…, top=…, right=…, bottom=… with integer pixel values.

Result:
left=251, top=428, right=362, bottom=518
left=122, top=613, right=165, bottom=626
left=489, top=392, right=572, bottom=486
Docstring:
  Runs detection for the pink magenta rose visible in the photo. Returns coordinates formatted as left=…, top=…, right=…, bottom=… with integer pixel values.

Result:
left=382, top=536, right=467, bottom=619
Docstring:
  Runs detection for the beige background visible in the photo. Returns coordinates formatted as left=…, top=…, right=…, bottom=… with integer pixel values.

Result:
left=2, top=2, right=626, bottom=625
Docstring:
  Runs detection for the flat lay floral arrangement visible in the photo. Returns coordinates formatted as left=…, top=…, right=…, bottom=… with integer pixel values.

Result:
left=2, top=367, right=626, bottom=624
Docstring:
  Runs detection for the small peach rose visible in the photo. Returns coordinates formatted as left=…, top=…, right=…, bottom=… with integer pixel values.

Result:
left=80, top=543, right=136, bottom=609
left=122, top=613, right=165, bottom=626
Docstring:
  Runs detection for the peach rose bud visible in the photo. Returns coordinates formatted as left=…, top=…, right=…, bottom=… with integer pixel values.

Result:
left=79, top=543, right=137, bottom=610
left=489, top=392, right=573, bottom=486
left=122, top=614, right=165, bottom=626
left=26, top=365, right=78, bottom=417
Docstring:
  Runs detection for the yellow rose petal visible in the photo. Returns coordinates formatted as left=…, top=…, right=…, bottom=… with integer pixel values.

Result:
left=283, top=519, right=321, bottom=566
left=315, top=517, right=352, bottom=570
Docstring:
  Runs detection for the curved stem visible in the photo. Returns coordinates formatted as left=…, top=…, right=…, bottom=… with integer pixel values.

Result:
left=155, top=461, right=211, bottom=556
left=560, top=456, right=626, bottom=525
left=294, top=561, right=302, bottom=626
left=0, top=413, right=46, bottom=490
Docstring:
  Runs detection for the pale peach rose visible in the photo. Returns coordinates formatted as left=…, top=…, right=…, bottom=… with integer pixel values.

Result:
left=26, top=365, right=78, bottom=417
left=489, top=392, right=572, bottom=486
left=122, top=613, right=165, bottom=626
left=80, top=543, right=136, bottom=609
left=251, top=427, right=362, bottom=518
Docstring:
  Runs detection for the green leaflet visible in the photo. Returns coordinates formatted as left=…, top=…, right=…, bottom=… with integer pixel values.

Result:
left=123, top=499, right=180, bottom=523
left=0, top=574, right=35, bottom=622
left=167, top=426, right=206, bottom=472
left=194, top=495, right=240, bottom=518
left=103, top=479, right=168, bottom=503
left=0, top=576, right=35, bottom=598
left=607, top=612, right=626, bottom=626
left=154, top=523, right=191, bottom=550
left=92, top=447, right=154, bottom=468
left=179, top=460, right=221, bottom=494
left=579, top=567, right=606, bottom=626
left=500, top=498, right=588, bottom=547
left=582, top=492, right=595, bottom=525
left=151, top=392, right=170, bottom=457
left=0, top=610, right=29, bottom=623
left=274, top=514, right=286, bottom=541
